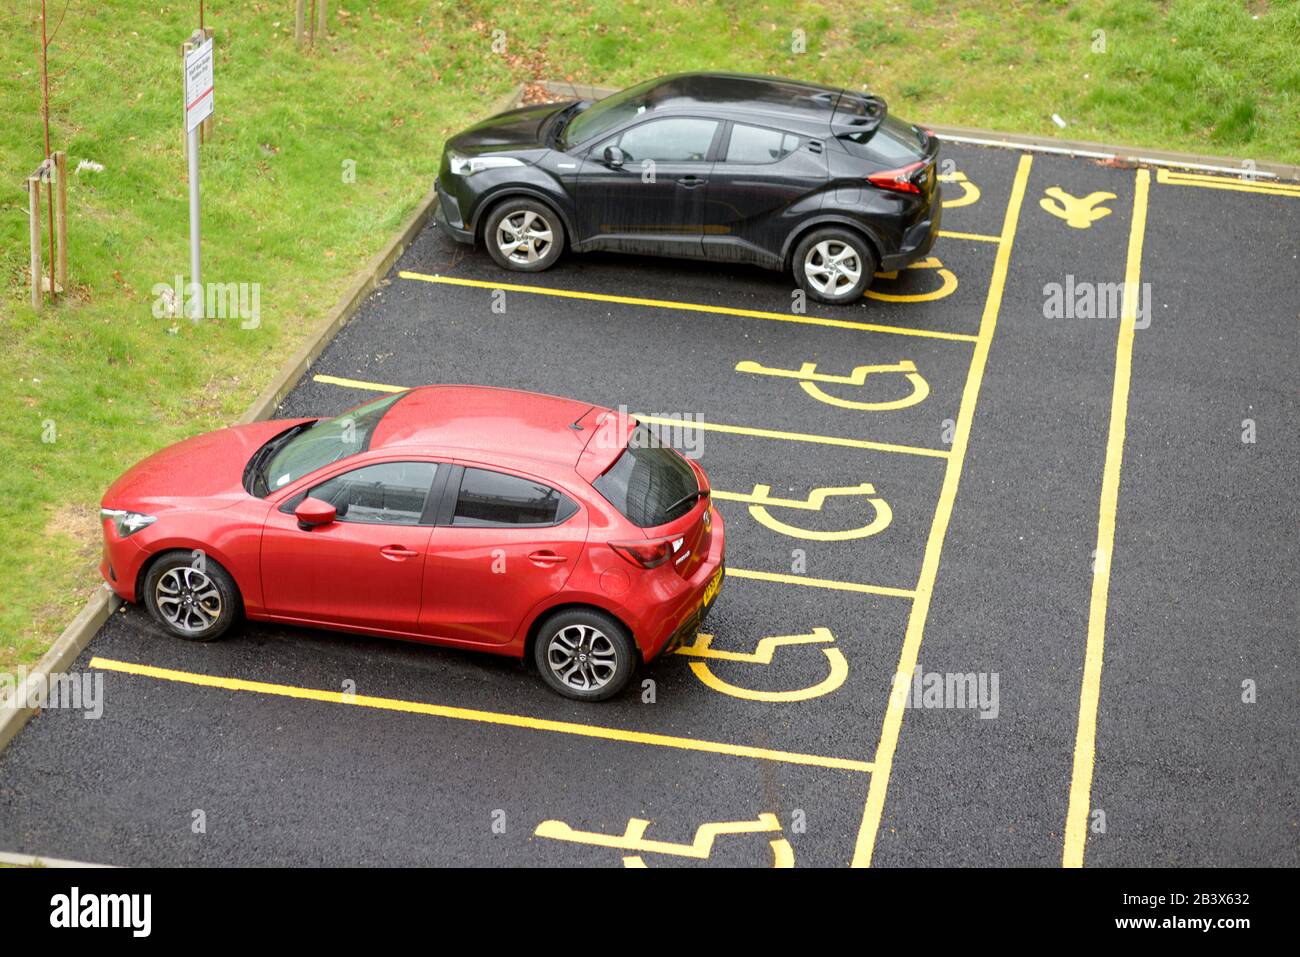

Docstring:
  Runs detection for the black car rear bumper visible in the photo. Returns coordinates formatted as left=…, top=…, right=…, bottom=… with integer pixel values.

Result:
left=879, top=187, right=942, bottom=271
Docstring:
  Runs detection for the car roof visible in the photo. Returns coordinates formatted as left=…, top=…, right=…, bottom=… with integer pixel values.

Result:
left=634, top=72, right=867, bottom=129
left=367, top=385, right=607, bottom=469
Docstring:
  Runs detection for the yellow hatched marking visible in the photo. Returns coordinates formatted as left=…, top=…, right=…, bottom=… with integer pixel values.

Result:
left=1155, top=167, right=1300, bottom=197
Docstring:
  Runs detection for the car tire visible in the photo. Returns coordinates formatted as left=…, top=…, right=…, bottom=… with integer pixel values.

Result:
left=142, top=552, right=241, bottom=642
left=792, top=228, right=878, bottom=305
left=484, top=198, right=565, bottom=272
left=533, top=608, right=636, bottom=702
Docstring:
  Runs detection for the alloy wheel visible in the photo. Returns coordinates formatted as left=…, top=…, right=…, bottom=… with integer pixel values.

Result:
left=155, top=566, right=222, bottom=634
left=496, top=210, right=554, bottom=265
left=545, top=624, right=618, bottom=692
left=803, top=239, right=863, bottom=297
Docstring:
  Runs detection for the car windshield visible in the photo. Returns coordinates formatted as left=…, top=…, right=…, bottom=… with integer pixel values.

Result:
left=592, top=425, right=699, bottom=528
left=259, top=392, right=406, bottom=495
left=560, top=78, right=663, bottom=149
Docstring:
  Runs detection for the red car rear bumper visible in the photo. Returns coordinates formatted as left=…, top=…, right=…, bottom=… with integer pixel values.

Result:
left=635, top=507, right=726, bottom=662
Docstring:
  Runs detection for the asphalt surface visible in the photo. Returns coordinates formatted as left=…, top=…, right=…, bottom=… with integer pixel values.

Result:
left=1, top=143, right=1296, bottom=867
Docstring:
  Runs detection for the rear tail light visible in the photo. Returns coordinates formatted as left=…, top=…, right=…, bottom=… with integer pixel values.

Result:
left=610, top=538, right=677, bottom=569
left=867, top=160, right=926, bottom=194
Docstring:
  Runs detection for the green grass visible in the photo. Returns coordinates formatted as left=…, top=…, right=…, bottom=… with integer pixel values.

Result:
left=1, top=0, right=1297, bottom=674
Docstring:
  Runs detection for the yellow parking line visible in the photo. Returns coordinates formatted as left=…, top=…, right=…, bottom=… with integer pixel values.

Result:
left=313, top=375, right=951, bottom=459
left=851, top=154, right=1034, bottom=867
left=727, top=568, right=915, bottom=599
left=89, top=656, right=874, bottom=774
left=314, top=373, right=404, bottom=393
left=1062, top=168, right=1151, bottom=868
left=1155, top=167, right=1300, bottom=197
left=938, top=229, right=1001, bottom=244
left=398, top=270, right=979, bottom=343
left=636, top=414, right=949, bottom=459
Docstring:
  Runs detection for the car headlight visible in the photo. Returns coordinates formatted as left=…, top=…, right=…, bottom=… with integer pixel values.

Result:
left=447, top=150, right=525, bottom=176
left=101, top=508, right=157, bottom=538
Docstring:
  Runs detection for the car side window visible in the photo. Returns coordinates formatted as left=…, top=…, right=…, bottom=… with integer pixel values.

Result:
left=725, top=124, right=799, bottom=164
left=308, top=461, right=439, bottom=525
left=614, top=118, right=719, bottom=163
left=453, top=467, right=577, bottom=527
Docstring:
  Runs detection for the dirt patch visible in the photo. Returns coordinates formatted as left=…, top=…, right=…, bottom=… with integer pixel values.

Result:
left=44, top=502, right=99, bottom=561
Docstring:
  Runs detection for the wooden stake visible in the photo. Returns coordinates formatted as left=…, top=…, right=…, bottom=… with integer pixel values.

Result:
left=294, top=0, right=305, bottom=47
left=28, top=176, right=42, bottom=309
left=316, top=0, right=327, bottom=37
left=54, top=150, right=67, bottom=291
left=39, top=0, right=56, bottom=301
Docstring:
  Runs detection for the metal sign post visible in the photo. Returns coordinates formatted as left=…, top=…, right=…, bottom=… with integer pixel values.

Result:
left=183, top=32, right=214, bottom=319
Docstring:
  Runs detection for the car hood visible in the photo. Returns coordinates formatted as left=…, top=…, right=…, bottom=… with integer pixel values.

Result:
left=447, top=100, right=573, bottom=154
left=102, top=418, right=314, bottom=513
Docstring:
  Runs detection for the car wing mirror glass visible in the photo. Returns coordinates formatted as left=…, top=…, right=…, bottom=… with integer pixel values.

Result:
left=603, top=145, right=626, bottom=169
left=295, top=496, right=337, bottom=530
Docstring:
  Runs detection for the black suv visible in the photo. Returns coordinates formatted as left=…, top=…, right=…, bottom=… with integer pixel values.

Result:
left=434, top=72, right=941, bottom=305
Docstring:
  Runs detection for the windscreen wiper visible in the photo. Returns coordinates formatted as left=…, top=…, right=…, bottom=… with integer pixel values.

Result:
left=244, top=422, right=311, bottom=497
left=550, top=100, right=589, bottom=147
left=662, top=488, right=706, bottom=517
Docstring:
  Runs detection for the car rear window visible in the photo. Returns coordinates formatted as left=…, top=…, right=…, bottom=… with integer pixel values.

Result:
left=838, top=113, right=927, bottom=166
left=593, top=427, right=698, bottom=528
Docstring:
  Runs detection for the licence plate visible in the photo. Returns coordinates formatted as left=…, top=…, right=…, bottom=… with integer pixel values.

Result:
left=701, top=567, right=723, bottom=609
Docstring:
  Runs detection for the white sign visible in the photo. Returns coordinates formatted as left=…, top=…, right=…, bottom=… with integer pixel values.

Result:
left=184, top=37, right=214, bottom=132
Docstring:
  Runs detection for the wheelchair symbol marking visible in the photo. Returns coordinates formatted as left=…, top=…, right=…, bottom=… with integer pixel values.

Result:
left=939, top=170, right=981, bottom=209
left=867, top=256, right=958, bottom=302
left=675, top=627, right=849, bottom=702
left=712, top=482, right=893, bottom=541
left=535, top=813, right=794, bottom=868
left=1039, top=186, right=1116, bottom=228
left=735, top=358, right=930, bottom=411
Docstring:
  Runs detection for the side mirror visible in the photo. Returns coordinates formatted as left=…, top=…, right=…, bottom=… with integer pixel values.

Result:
left=295, top=497, right=337, bottom=531
left=603, top=145, right=626, bottom=169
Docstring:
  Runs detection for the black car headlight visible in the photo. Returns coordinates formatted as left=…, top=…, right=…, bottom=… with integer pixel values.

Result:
left=101, top=508, right=157, bottom=538
left=447, top=149, right=525, bottom=176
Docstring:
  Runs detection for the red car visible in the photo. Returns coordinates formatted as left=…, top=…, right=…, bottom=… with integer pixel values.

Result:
left=99, top=386, right=725, bottom=701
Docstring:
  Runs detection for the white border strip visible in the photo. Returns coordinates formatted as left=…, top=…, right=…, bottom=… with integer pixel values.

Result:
left=936, top=132, right=1279, bottom=180
left=0, top=850, right=116, bottom=868
left=936, top=132, right=1116, bottom=161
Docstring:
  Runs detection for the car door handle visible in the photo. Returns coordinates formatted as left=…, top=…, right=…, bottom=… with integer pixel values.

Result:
left=677, top=175, right=706, bottom=188
left=380, top=545, right=420, bottom=561
left=528, top=551, right=568, bottom=566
